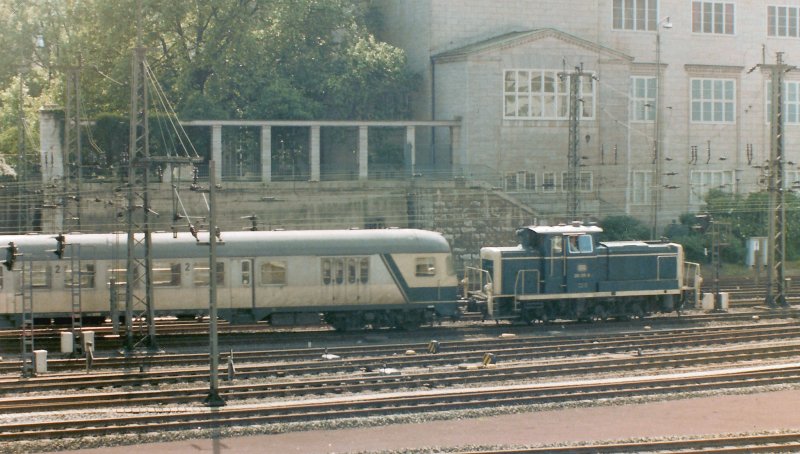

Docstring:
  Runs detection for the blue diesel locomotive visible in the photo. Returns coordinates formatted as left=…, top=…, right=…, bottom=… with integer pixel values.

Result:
left=464, top=224, right=702, bottom=323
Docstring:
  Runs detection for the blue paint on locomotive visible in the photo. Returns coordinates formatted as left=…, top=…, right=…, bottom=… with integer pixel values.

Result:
left=476, top=224, right=687, bottom=320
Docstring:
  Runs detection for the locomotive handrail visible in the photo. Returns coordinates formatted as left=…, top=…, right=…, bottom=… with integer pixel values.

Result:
left=463, top=266, right=492, bottom=298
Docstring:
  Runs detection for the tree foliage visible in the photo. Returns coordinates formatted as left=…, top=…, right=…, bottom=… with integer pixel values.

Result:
left=0, top=0, right=419, bottom=163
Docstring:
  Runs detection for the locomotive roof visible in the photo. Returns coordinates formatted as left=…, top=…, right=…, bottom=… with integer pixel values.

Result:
left=0, top=229, right=451, bottom=261
left=520, top=225, right=603, bottom=235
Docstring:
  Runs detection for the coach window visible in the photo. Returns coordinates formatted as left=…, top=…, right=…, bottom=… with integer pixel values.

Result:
left=260, top=261, right=287, bottom=286
left=66, top=263, right=96, bottom=288
left=334, top=258, right=344, bottom=284
left=31, top=263, right=51, bottom=288
left=241, top=261, right=250, bottom=286
left=153, top=262, right=181, bottom=287
left=321, top=258, right=331, bottom=284
left=194, top=262, right=225, bottom=287
left=347, top=258, right=357, bottom=284
left=107, top=267, right=138, bottom=287
left=415, top=257, right=436, bottom=277
left=359, top=258, right=369, bottom=283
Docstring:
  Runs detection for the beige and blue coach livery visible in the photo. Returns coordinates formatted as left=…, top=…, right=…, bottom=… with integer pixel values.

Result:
left=465, top=223, right=702, bottom=323
left=0, top=229, right=460, bottom=330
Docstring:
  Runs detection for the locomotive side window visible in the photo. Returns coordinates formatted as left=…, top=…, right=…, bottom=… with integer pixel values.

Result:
left=31, top=263, right=51, bottom=288
left=241, top=261, right=250, bottom=286
left=415, top=257, right=436, bottom=277
left=193, top=262, right=225, bottom=287
left=552, top=236, right=563, bottom=254
left=577, top=235, right=593, bottom=253
left=66, top=263, right=96, bottom=288
left=260, top=261, right=286, bottom=286
left=153, top=262, right=181, bottom=287
left=359, top=258, right=369, bottom=283
left=321, top=258, right=332, bottom=285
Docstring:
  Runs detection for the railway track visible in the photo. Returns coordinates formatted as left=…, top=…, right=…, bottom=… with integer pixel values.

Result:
left=1, top=363, right=799, bottom=444
left=3, top=336, right=800, bottom=414
left=456, top=432, right=800, bottom=453
left=2, top=320, right=800, bottom=379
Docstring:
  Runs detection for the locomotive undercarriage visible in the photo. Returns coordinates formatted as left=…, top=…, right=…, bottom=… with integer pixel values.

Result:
left=470, top=294, right=680, bottom=325
left=324, top=308, right=433, bottom=331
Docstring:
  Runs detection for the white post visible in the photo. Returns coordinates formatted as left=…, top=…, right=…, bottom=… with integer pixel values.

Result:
left=211, top=124, right=222, bottom=181
left=310, top=125, right=320, bottom=182
left=260, top=126, right=271, bottom=183
left=359, top=125, right=368, bottom=180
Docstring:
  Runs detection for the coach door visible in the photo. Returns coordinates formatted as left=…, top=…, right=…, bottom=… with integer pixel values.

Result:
left=234, top=259, right=256, bottom=311
left=321, top=257, right=368, bottom=306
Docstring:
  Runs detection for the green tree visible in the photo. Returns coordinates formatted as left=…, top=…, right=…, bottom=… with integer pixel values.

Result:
left=598, top=215, right=650, bottom=241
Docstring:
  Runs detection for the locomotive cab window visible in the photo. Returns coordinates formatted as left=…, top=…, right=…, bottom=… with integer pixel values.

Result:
left=551, top=236, right=563, bottom=254
left=260, top=261, right=287, bottom=286
left=415, top=257, right=436, bottom=276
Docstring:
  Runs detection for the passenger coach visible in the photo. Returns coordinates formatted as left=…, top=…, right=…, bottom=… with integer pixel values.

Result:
left=0, top=229, right=460, bottom=330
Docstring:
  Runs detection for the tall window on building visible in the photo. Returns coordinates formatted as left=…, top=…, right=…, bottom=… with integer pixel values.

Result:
left=768, top=6, right=800, bottom=38
left=691, top=78, right=735, bottom=123
left=631, top=76, right=656, bottom=121
left=542, top=172, right=557, bottom=192
left=613, top=0, right=658, bottom=31
left=561, top=171, right=593, bottom=192
left=632, top=170, right=652, bottom=205
left=690, top=170, right=734, bottom=204
left=504, top=70, right=595, bottom=120
left=692, top=2, right=734, bottom=34
left=767, top=81, right=800, bottom=124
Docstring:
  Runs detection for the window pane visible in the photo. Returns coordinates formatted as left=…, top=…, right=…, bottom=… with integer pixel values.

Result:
left=415, top=257, right=436, bottom=277
left=261, top=261, right=287, bottom=285
left=153, top=262, right=181, bottom=287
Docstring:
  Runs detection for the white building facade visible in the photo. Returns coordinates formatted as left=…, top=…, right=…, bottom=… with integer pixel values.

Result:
left=375, top=0, right=800, bottom=231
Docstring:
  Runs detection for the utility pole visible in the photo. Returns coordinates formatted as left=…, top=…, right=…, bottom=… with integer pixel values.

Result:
left=560, top=64, right=586, bottom=221
left=16, top=65, right=27, bottom=233
left=125, top=1, right=158, bottom=351
left=62, top=59, right=83, bottom=232
left=203, top=161, right=225, bottom=407
left=758, top=53, right=795, bottom=308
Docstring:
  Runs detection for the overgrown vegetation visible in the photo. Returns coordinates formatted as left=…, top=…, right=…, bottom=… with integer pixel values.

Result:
left=0, top=0, right=419, bottom=168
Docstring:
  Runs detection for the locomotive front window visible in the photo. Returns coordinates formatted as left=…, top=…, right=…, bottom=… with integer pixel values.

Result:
left=153, top=262, right=181, bottom=287
left=415, top=257, right=436, bottom=276
left=260, top=261, right=287, bottom=286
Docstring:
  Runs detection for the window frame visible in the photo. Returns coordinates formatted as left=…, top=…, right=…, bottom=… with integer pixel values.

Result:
left=415, top=257, right=437, bottom=277
left=632, top=170, right=653, bottom=205
left=612, top=0, right=658, bottom=31
left=690, top=169, right=735, bottom=204
left=153, top=261, right=182, bottom=287
left=692, top=1, right=735, bottom=35
left=631, top=76, right=656, bottom=122
left=260, top=260, right=287, bottom=286
left=503, top=69, right=595, bottom=120
left=690, top=78, right=736, bottom=124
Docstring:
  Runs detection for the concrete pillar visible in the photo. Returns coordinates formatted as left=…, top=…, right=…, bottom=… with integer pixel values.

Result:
left=406, top=126, right=416, bottom=175
left=260, top=126, right=271, bottom=183
left=39, top=106, right=64, bottom=232
left=310, top=125, right=320, bottom=182
left=358, top=125, right=368, bottom=180
left=211, top=124, right=222, bottom=181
